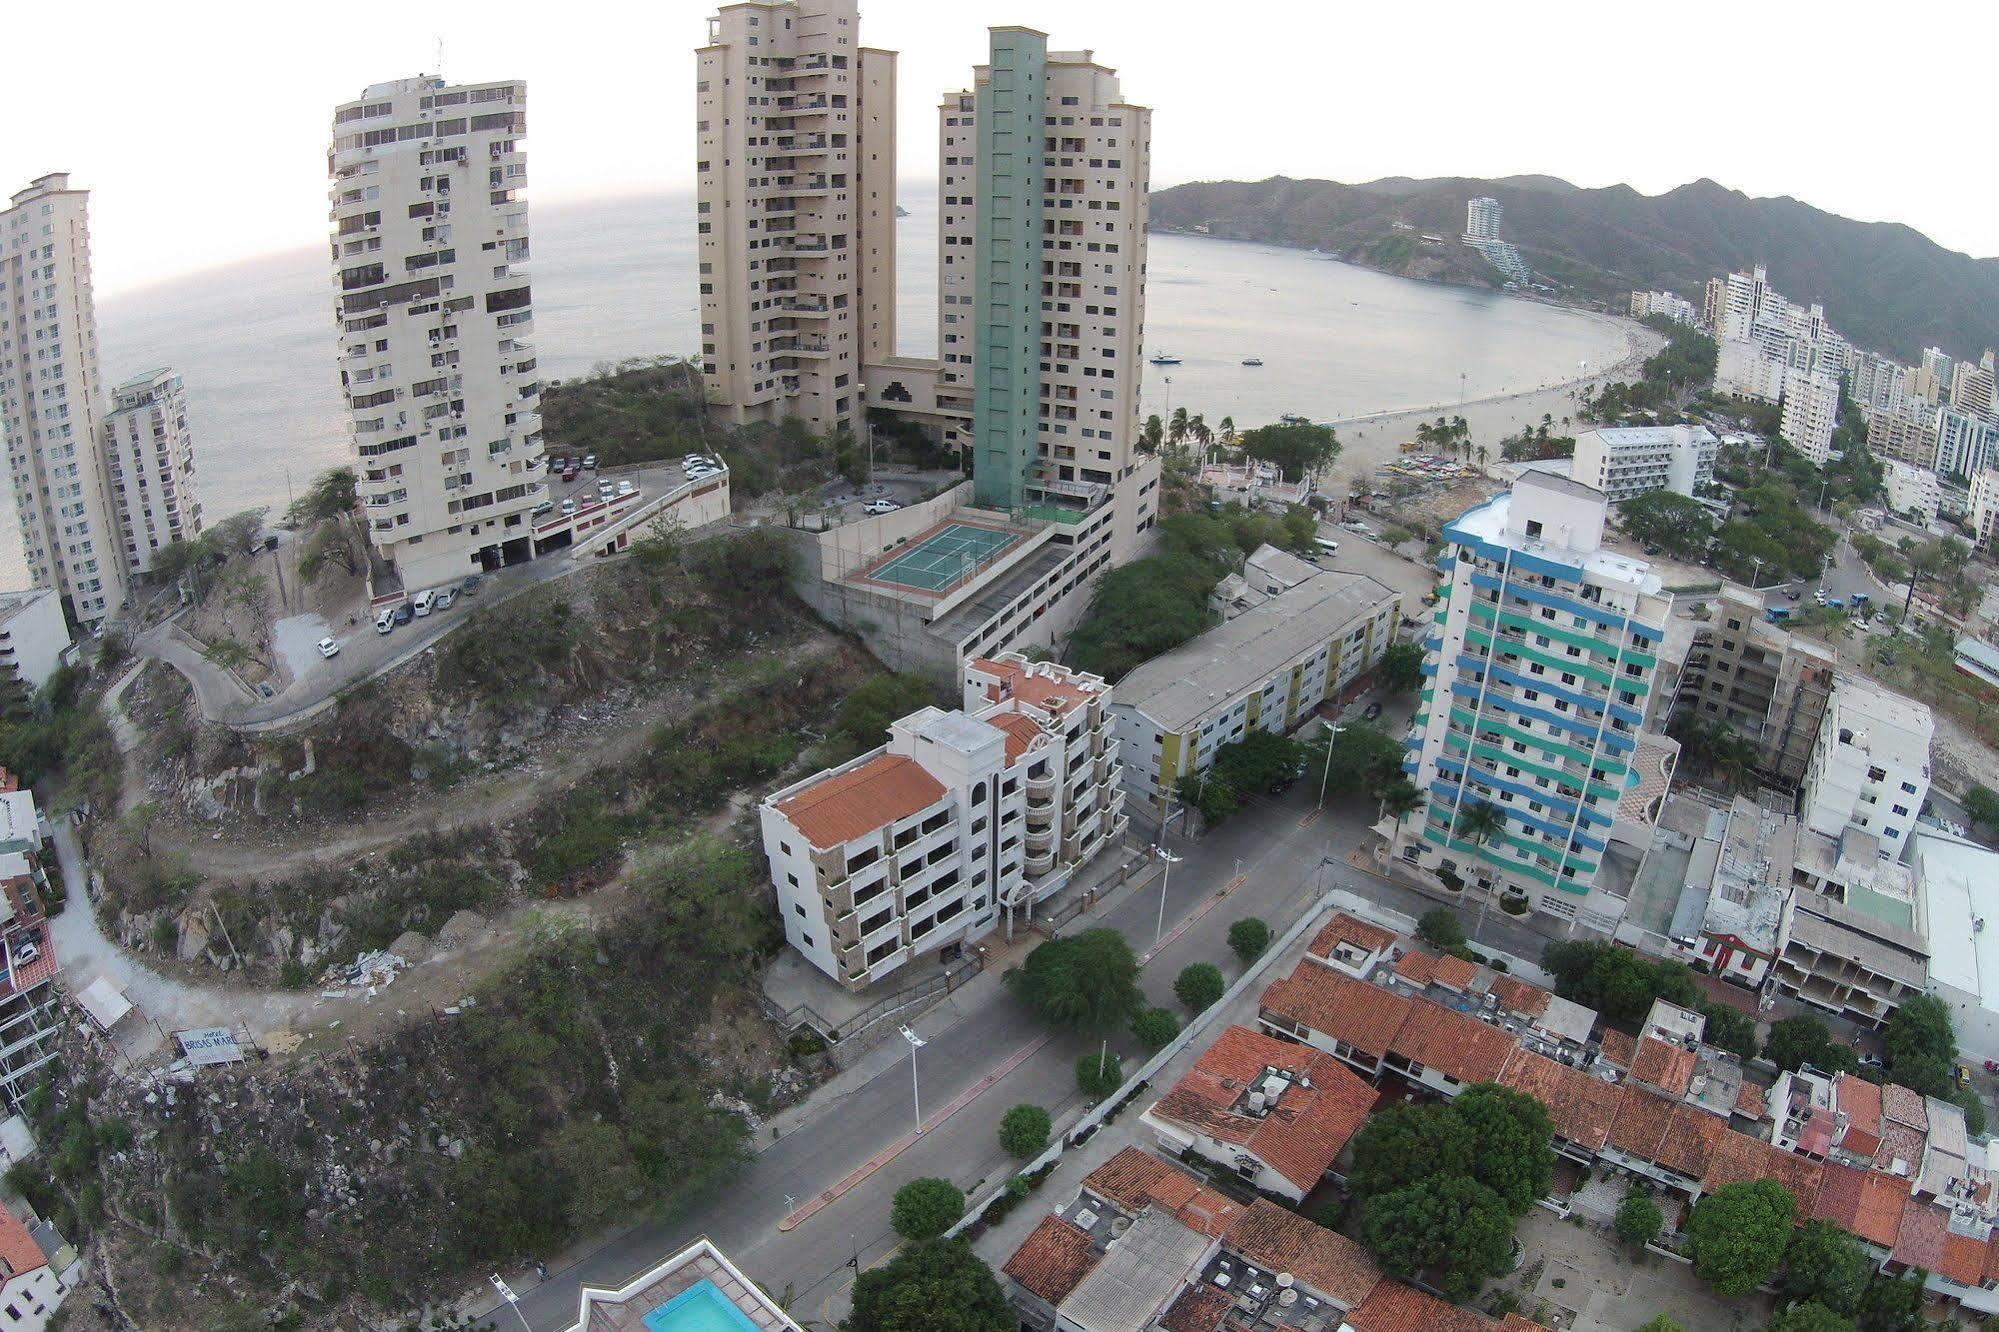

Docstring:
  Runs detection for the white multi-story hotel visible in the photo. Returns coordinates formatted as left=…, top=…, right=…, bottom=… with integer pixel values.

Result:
left=1800, top=677, right=1932, bottom=858
left=327, top=77, right=545, bottom=594
left=1780, top=367, right=1841, bottom=464
left=1628, top=290, right=1698, bottom=326
left=1570, top=424, right=1716, bottom=503
left=1394, top=474, right=1679, bottom=928
left=760, top=654, right=1124, bottom=990
left=101, top=369, right=201, bottom=575
left=1864, top=397, right=1941, bottom=468
left=1935, top=407, right=1999, bottom=481
left=1971, top=469, right=1999, bottom=551
left=1880, top=458, right=1942, bottom=526
left=695, top=0, right=899, bottom=436
left=0, top=176, right=130, bottom=626
left=1465, top=197, right=1502, bottom=241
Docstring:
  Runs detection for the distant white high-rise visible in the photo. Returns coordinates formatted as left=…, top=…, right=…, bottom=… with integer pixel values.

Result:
left=327, top=77, right=545, bottom=594
left=1465, top=196, right=1502, bottom=241
left=102, top=369, right=202, bottom=576
left=1780, top=367, right=1841, bottom=465
left=0, top=175, right=131, bottom=626
left=1935, top=408, right=1999, bottom=480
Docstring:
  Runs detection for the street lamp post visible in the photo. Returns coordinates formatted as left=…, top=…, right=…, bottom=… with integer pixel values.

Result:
left=1318, top=724, right=1348, bottom=807
left=489, top=1275, right=532, bottom=1332
left=1152, top=844, right=1184, bottom=947
left=899, top=1025, right=926, bottom=1135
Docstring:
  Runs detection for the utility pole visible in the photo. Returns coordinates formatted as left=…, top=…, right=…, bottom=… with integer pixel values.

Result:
left=1152, top=844, right=1183, bottom=947
left=1318, top=724, right=1348, bottom=807
left=899, top=1025, right=926, bottom=1135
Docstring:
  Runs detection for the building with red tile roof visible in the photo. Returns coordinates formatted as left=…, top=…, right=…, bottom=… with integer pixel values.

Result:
left=1383, top=999, right=1518, bottom=1093
left=1487, top=974, right=1551, bottom=1020
left=1811, top=1162, right=1906, bottom=1251
left=1343, top=1280, right=1509, bottom=1331
left=1141, top=1026, right=1379, bottom=1202
left=1630, top=1036, right=1698, bottom=1098
left=1221, top=1200, right=1381, bottom=1310
left=1078, top=1147, right=1246, bottom=1239
left=1257, top=963, right=1414, bottom=1076
left=1308, top=912, right=1397, bottom=964
left=1881, top=1083, right=1928, bottom=1130
left=1155, top=1285, right=1232, bottom=1332
left=1891, top=1196, right=1948, bottom=1274
left=1940, top=1231, right=1988, bottom=1286
left=965, top=654, right=1105, bottom=719
left=1498, top=1049, right=1622, bottom=1157
left=1733, top=1081, right=1766, bottom=1121
left=1597, top=1029, right=1638, bottom=1069
left=772, top=753, right=946, bottom=850
left=1701, top=1133, right=1823, bottom=1225
left=1001, top=1214, right=1102, bottom=1309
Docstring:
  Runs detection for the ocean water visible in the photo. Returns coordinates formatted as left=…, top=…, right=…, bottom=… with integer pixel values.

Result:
left=30, top=188, right=1624, bottom=590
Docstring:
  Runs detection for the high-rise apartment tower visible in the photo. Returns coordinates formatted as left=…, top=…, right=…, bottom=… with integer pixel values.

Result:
left=0, top=176, right=131, bottom=626
left=696, top=0, right=899, bottom=435
left=102, top=369, right=202, bottom=575
left=327, top=77, right=545, bottom=593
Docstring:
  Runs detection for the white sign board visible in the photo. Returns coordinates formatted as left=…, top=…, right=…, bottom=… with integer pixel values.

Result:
left=176, top=1027, right=244, bottom=1066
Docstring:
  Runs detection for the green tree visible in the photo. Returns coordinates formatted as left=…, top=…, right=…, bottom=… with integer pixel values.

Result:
left=1239, top=421, right=1341, bottom=482
left=1765, top=1304, right=1854, bottom=1332
left=1615, top=1187, right=1664, bottom=1249
left=1377, top=779, right=1424, bottom=821
left=844, top=1238, right=1014, bottom=1332
left=833, top=674, right=942, bottom=755
left=1852, top=1270, right=1925, bottom=1332
left=1130, top=1007, right=1179, bottom=1050
left=1452, top=1083, right=1554, bottom=1215
left=1619, top=491, right=1718, bottom=559
left=1416, top=908, right=1466, bottom=950
left=1304, top=723, right=1406, bottom=801
left=1346, top=1101, right=1475, bottom=1203
left=548, top=1121, right=642, bottom=1233
left=1965, top=784, right=1999, bottom=836
left=1633, top=1319, right=1683, bottom=1332
left=1175, top=772, right=1240, bottom=827
left=1227, top=918, right=1272, bottom=965
left=998, top=1105, right=1052, bottom=1160
left=1763, top=1015, right=1858, bottom=1076
left=1173, top=962, right=1226, bottom=1014
left=1686, top=1178, right=1794, bottom=1296
left=1779, top=1220, right=1870, bottom=1317
left=890, top=1177, right=965, bottom=1241
left=1075, top=1052, right=1124, bottom=1097
left=1378, top=641, right=1424, bottom=694
left=1881, top=994, right=1957, bottom=1098
left=1208, top=729, right=1307, bottom=797
left=1067, top=552, right=1223, bottom=681
left=1140, top=415, right=1164, bottom=454
left=1359, top=1175, right=1516, bottom=1302
left=1006, top=929, right=1145, bottom=1036
left=1698, top=1003, right=1761, bottom=1060
left=285, top=465, right=358, bottom=527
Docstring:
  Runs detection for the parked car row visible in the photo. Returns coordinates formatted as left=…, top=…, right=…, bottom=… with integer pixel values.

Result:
left=684, top=453, right=725, bottom=480
left=374, top=574, right=481, bottom=635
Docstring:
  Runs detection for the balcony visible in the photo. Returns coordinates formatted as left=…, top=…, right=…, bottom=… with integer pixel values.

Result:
left=777, top=136, right=832, bottom=155
left=774, top=339, right=832, bottom=359
left=1024, top=845, right=1056, bottom=876
left=1024, top=769, right=1056, bottom=800
left=777, top=297, right=831, bottom=316
left=778, top=96, right=832, bottom=115
left=1025, top=801, right=1054, bottom=831
left=1025, top=823, right=1054, bottom=853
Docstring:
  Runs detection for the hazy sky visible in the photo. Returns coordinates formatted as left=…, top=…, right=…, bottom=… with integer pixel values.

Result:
left=9, top=0, right=1997, bottom=298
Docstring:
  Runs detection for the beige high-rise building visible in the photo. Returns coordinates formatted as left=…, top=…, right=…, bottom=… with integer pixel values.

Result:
left=696, top=0, right=899, bottom=436
left=102, top=368, right=202, bottom=575
left=0, top=175, right=131, bottom=626
left=327, top=77, right=545, bottom=594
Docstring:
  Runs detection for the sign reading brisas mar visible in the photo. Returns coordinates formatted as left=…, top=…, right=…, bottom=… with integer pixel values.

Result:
left=175, top=1027, right=244, bottom=1066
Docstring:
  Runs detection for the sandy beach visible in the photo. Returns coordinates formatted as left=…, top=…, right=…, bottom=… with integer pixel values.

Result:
left=1321, top=313, right=1667, bottom=491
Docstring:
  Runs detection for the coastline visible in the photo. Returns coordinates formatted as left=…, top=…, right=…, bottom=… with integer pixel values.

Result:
left=1319, top=314, right=1666, bottom=490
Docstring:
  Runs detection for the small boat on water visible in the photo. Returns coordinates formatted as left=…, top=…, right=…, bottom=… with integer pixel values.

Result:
left=1149, top=353, right=1181, bottom=365
left=1241, top=357, right=1263, bottom=366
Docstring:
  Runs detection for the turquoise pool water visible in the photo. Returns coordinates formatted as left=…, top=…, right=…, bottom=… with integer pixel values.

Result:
left=642, top=1280, right=762, bottom=1332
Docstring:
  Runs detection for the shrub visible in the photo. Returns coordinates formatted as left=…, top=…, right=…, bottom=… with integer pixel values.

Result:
left=998, top=1104, right=1052, bottom=1159
left=1615, top=1186, right=1664, bottom=1248
left=890, top=1177, right=965, bottom=1241
left=1417, top=908, right=1465, bottom=949
left=1076, top=1052, right=1124, bottom=1098
left=1174, top=962, right=1225, bottom=1014
left=1227, top=917, right=1272, bottom=965
left=1131, top=1007, right=1179, bottom=1050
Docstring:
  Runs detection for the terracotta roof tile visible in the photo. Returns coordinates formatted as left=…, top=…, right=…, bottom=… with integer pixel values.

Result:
left=1001, top=1215, right=1100, bottom=1306
left=1983, top=1233, right=1999, bottom=1285
left=1631, top=1037, right=1698, bottom=1097
left=773, top=754, right=946, bottom=849
left=988, top=712, right=1048, bottom=765
left=1149, top=1027, right=1379, bottom=1194
left=1258, top=964, right=1413, bottom=1061
left=1497, top=1049, right=1622, bottom=1153
left=1881, top=1083, right=1929, bottom=1130
left=1733, top=1081, right=1766, bottom=1120
left=1812, top=1161, right=1913, bottom=1251
left=1222, top=1200, right=1381, bottom=1308
left=1488, top=974, right=1551, bottom=1019
left=1942, top=1232, right=1987, bottom=1285
left=1813, top=1162, right=1866, bottom=1232
left=0, top=1203, right=43, bottom=1281
left=1345, top=1281, right=1495, bottom=1332
left=1655, top=1104, right=1726, bottom=1181
left=968, top=656, right=1101, bottom=716
left=1392, top=950, right=1438, bottom=987
left=1309, top=912, right=1397, bottom=961
left=1388, top=999, right=1517, bottom=1085
left=1499, top=1317, right=1551, bottom=1332
left=1875, top=1120, right=1927, bottom=1175
left=1079, top=1148, right=1246, bottom=1238
left=1156, top=1284, right=1232, bottom=1332
left=1598, top=1029, right=1638, bottom=1069
left=1892, top=1197, right=1948, bottom=1271
left=1429, top=951, right=1484, bottom=993
left=1607, top=1085, right=1676, bottom=1161
left=1835, top=1073, right=1882, bottom=1141
left=1701, top=1133, right=1820, bottom=1224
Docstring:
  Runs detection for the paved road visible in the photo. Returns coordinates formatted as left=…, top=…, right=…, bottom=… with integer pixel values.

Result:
left=482, top=767, right=1561, bottom=1330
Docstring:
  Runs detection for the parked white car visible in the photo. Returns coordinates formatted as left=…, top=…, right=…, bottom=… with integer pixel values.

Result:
left=862, top=498, right=902, bottom=515
left=317, top=636, right=340, bottom=658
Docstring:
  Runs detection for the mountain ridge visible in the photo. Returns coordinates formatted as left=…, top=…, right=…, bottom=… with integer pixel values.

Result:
left=1147, top=174, right=1999, bottom=362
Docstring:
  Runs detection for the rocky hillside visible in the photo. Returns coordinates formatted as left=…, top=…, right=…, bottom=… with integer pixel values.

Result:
left=1150, top=174, right=1999, bottom=361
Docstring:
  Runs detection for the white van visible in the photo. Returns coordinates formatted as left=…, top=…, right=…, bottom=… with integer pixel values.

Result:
left=412, top=589, right=436, bottom=617
left=375, top=610, right=395, bottom=635
left=1314, top=537, right=1340, bottom=556
left=433, top=587, right=456, bottom=612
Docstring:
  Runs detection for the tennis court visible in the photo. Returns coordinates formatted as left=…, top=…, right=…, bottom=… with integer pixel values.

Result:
left=853, top=520, right=1025, bottom=594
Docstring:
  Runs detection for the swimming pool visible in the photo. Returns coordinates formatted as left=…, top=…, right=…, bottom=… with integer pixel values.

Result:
left=641, top=1280, right=764, bottom=1332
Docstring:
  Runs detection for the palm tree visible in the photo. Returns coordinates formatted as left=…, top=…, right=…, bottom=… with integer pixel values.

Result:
left=1141, top=414, right=1164, bottom=454
left=1169, top=407, right=1189, bottom=448
left=1219, top=416, right=1237, bottom=449
left=1377, top=779, right=1423, bottom=823
left=1455, top=800, right=1506, bottom=846
left=1475, top=443, right=1490, bottom=473
left=1189, top=413, right=1210, bottom=452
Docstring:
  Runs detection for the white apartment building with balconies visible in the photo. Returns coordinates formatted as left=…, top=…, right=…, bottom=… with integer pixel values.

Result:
left=1571, top=424, right=1716, bottom=503
left=0, top=176, right=130, bottom=626
left=1881, top=458, right=1942, bottom=526
left=1800, top=677, right=1933, bottom=860
left=1935, top=408, right=1999, bottom=481
left=696, top=0, right=898, bottom=436
left=760, top=654, right=1124, bottom=990
left=1970, top=469, right=1999, bottom=551
left=1465, top=197, right=1502, bottom=241
left=1780, top=367, right=1841, bottom=465
left=328, top=77, right=545, bottom=595
left=101, top=369, right=201, bottom=575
